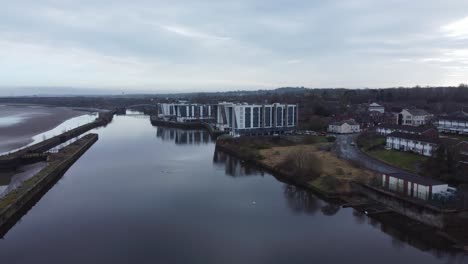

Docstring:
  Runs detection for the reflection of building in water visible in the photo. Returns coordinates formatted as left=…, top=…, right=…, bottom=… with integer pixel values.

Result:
left=213, top=149, right=263, bottom=177
left=156, top=127, right=212, bottom=145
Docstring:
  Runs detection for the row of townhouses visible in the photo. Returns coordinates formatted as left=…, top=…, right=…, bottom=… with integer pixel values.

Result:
left=435, top=111, right=468, bottom=135
left=157, top=102, right=298, bottom=137
left=385, top=131, right=439, bottom=157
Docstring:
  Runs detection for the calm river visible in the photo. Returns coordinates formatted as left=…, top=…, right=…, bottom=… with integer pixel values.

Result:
left=0, top=114, right=466, bottom=263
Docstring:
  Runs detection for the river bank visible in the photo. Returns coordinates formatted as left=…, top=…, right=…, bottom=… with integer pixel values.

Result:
left=215, top=135, right=377, bottom=199
left=0, top=133, right=98, bottom=235
left=0, top=104, right=94, bottom=153
left=216, top=135, right=468, bottom=250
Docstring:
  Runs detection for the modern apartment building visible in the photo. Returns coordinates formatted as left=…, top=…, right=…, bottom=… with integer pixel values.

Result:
left=215, top=102, right=298, bottom=136
left=157, top=102, right=216, bottom=123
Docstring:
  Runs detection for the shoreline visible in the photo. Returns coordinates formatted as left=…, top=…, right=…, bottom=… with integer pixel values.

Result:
left=215, top=136, right=468, bottom=251
left=0, top=104, right=94, bottom=153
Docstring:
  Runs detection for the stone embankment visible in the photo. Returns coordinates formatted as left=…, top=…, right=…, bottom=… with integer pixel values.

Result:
left=0, top=133, right=99, bottom=236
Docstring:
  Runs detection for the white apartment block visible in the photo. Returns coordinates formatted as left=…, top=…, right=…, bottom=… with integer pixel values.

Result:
left=216, top=102, right=298, bottom=137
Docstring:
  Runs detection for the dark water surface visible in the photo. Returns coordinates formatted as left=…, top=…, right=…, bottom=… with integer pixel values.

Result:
left=0, top=115, right=466, bottom=263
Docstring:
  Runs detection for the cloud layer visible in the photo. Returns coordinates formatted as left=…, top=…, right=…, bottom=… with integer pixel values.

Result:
left=1, top=0, right=468, bottom=92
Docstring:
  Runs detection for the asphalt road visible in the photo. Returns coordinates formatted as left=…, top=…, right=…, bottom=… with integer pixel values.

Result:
left=333, top=134, right=406, bottom=174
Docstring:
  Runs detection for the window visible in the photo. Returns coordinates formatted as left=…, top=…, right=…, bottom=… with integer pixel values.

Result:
left=260, top=107, right=264, bottom=127
left=288, top=106, right=294, bottom=126
left=179, top=106, right=187, bottom=117
left=276, top=107, right=283, bottom=127
left=228, top=108, right=233, bottom=127
left=265, top=107, right=271, bottom=127
left=253, top=107, right=259, bottom=128
left=245, top=107, right=251, bottom=128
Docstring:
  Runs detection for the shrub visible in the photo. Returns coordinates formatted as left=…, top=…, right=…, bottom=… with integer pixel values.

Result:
left=277, top=147, right=322, bottom=180
left=303, top=136, right=318, bottom=144
left=335, top=167, right=345, bottom=175
left=321, top=175, right=340, bottom=190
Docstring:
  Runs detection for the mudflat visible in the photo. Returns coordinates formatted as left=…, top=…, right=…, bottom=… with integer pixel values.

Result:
left=0, top=104, right=87, bottom=153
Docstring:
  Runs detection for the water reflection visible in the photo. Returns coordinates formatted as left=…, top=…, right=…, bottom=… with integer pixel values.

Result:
left=0, top=162, right=47, bottom=198
left=213, top=149, right=264, bottom=177
left=156, top=127, right=213, bottom=145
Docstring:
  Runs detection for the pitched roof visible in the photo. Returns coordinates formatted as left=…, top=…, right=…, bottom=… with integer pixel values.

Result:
left=331, top=119, right=359, bottom=126
left=385, top=173, right=446, bottom=186
left=387, top=131, right=439, bottom=144
left=377, top=124, right=436, bottom=133
left=369, top=103, right=383, bottom=107
left=404, top=108, right=431, bottom=116
left=438, top=112, right=468, bottom=122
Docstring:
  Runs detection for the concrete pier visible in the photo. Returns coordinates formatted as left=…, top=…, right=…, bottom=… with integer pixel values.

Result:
left=0, top=134, right=99, bottom=236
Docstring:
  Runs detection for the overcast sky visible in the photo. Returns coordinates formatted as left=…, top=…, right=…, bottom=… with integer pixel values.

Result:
left=1, top=0, right=468, bottom=94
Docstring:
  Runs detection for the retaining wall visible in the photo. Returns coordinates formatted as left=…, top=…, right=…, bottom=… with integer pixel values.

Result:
left=0, top=134, right=98, bottom=234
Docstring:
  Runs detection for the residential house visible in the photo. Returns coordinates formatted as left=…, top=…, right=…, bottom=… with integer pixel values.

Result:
left=383, top=112, right=398, bottom=125
left=398, top=108, right=433, bottom=126
left=368, top=102, right=385, bottom=113
left=328, top=119, right=361, bottom=134
left=386, top=132, right=438, bottom=156
left=381, top=173, right=450, bottom=201
left=436, top=111, right=468, bottom=135
left=376, top=124, right=438, bottom=138
left=215, top=102, right=298, bottom=137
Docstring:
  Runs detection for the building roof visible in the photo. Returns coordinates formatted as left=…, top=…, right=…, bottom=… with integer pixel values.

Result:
left=369, top=103, right=383, bottom=107
left=403, top=108, right=432, bottom=116
left=438, top=111, right=468, bottom=122
left=377, top=124, right=436, bottom=133
left=385, top=172, right=446, bottom=186
left=387, top=131, right=439, bottom=144
left=331, top=119, right=359, bottom=126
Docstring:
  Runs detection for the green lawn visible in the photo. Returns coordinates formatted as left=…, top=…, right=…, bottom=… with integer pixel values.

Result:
left=358, top=135, right=386, bottom=151
left=367, top=149, right=428, bottom=173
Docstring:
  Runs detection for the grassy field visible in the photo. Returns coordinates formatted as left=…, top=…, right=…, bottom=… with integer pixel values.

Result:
left=358, top=134, right=386, bottom=151
left=260, top=144, right=377, bottom=193
left=367, top=149, right=428, bottom=173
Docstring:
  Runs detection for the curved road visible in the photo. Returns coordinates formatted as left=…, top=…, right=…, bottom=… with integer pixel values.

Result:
left=333, top=134, right=407, bottom=174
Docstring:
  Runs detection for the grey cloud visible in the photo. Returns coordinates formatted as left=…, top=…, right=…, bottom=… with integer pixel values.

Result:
left=1, top=0, right=468, bottom=91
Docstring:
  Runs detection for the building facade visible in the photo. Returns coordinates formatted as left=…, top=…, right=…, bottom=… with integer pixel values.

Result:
left=216, top=102, right=298, bottom=137
left=157, top=102, right=216, bottom=123
left=386, top=132, right=438, bottom=156
left=328, top=119, right=361, bottom=134
left=398, top=109, right=433, bottom=126
left=381, top=173, right=449, bottom=201
left=436, top=111, right=468, bottom=135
